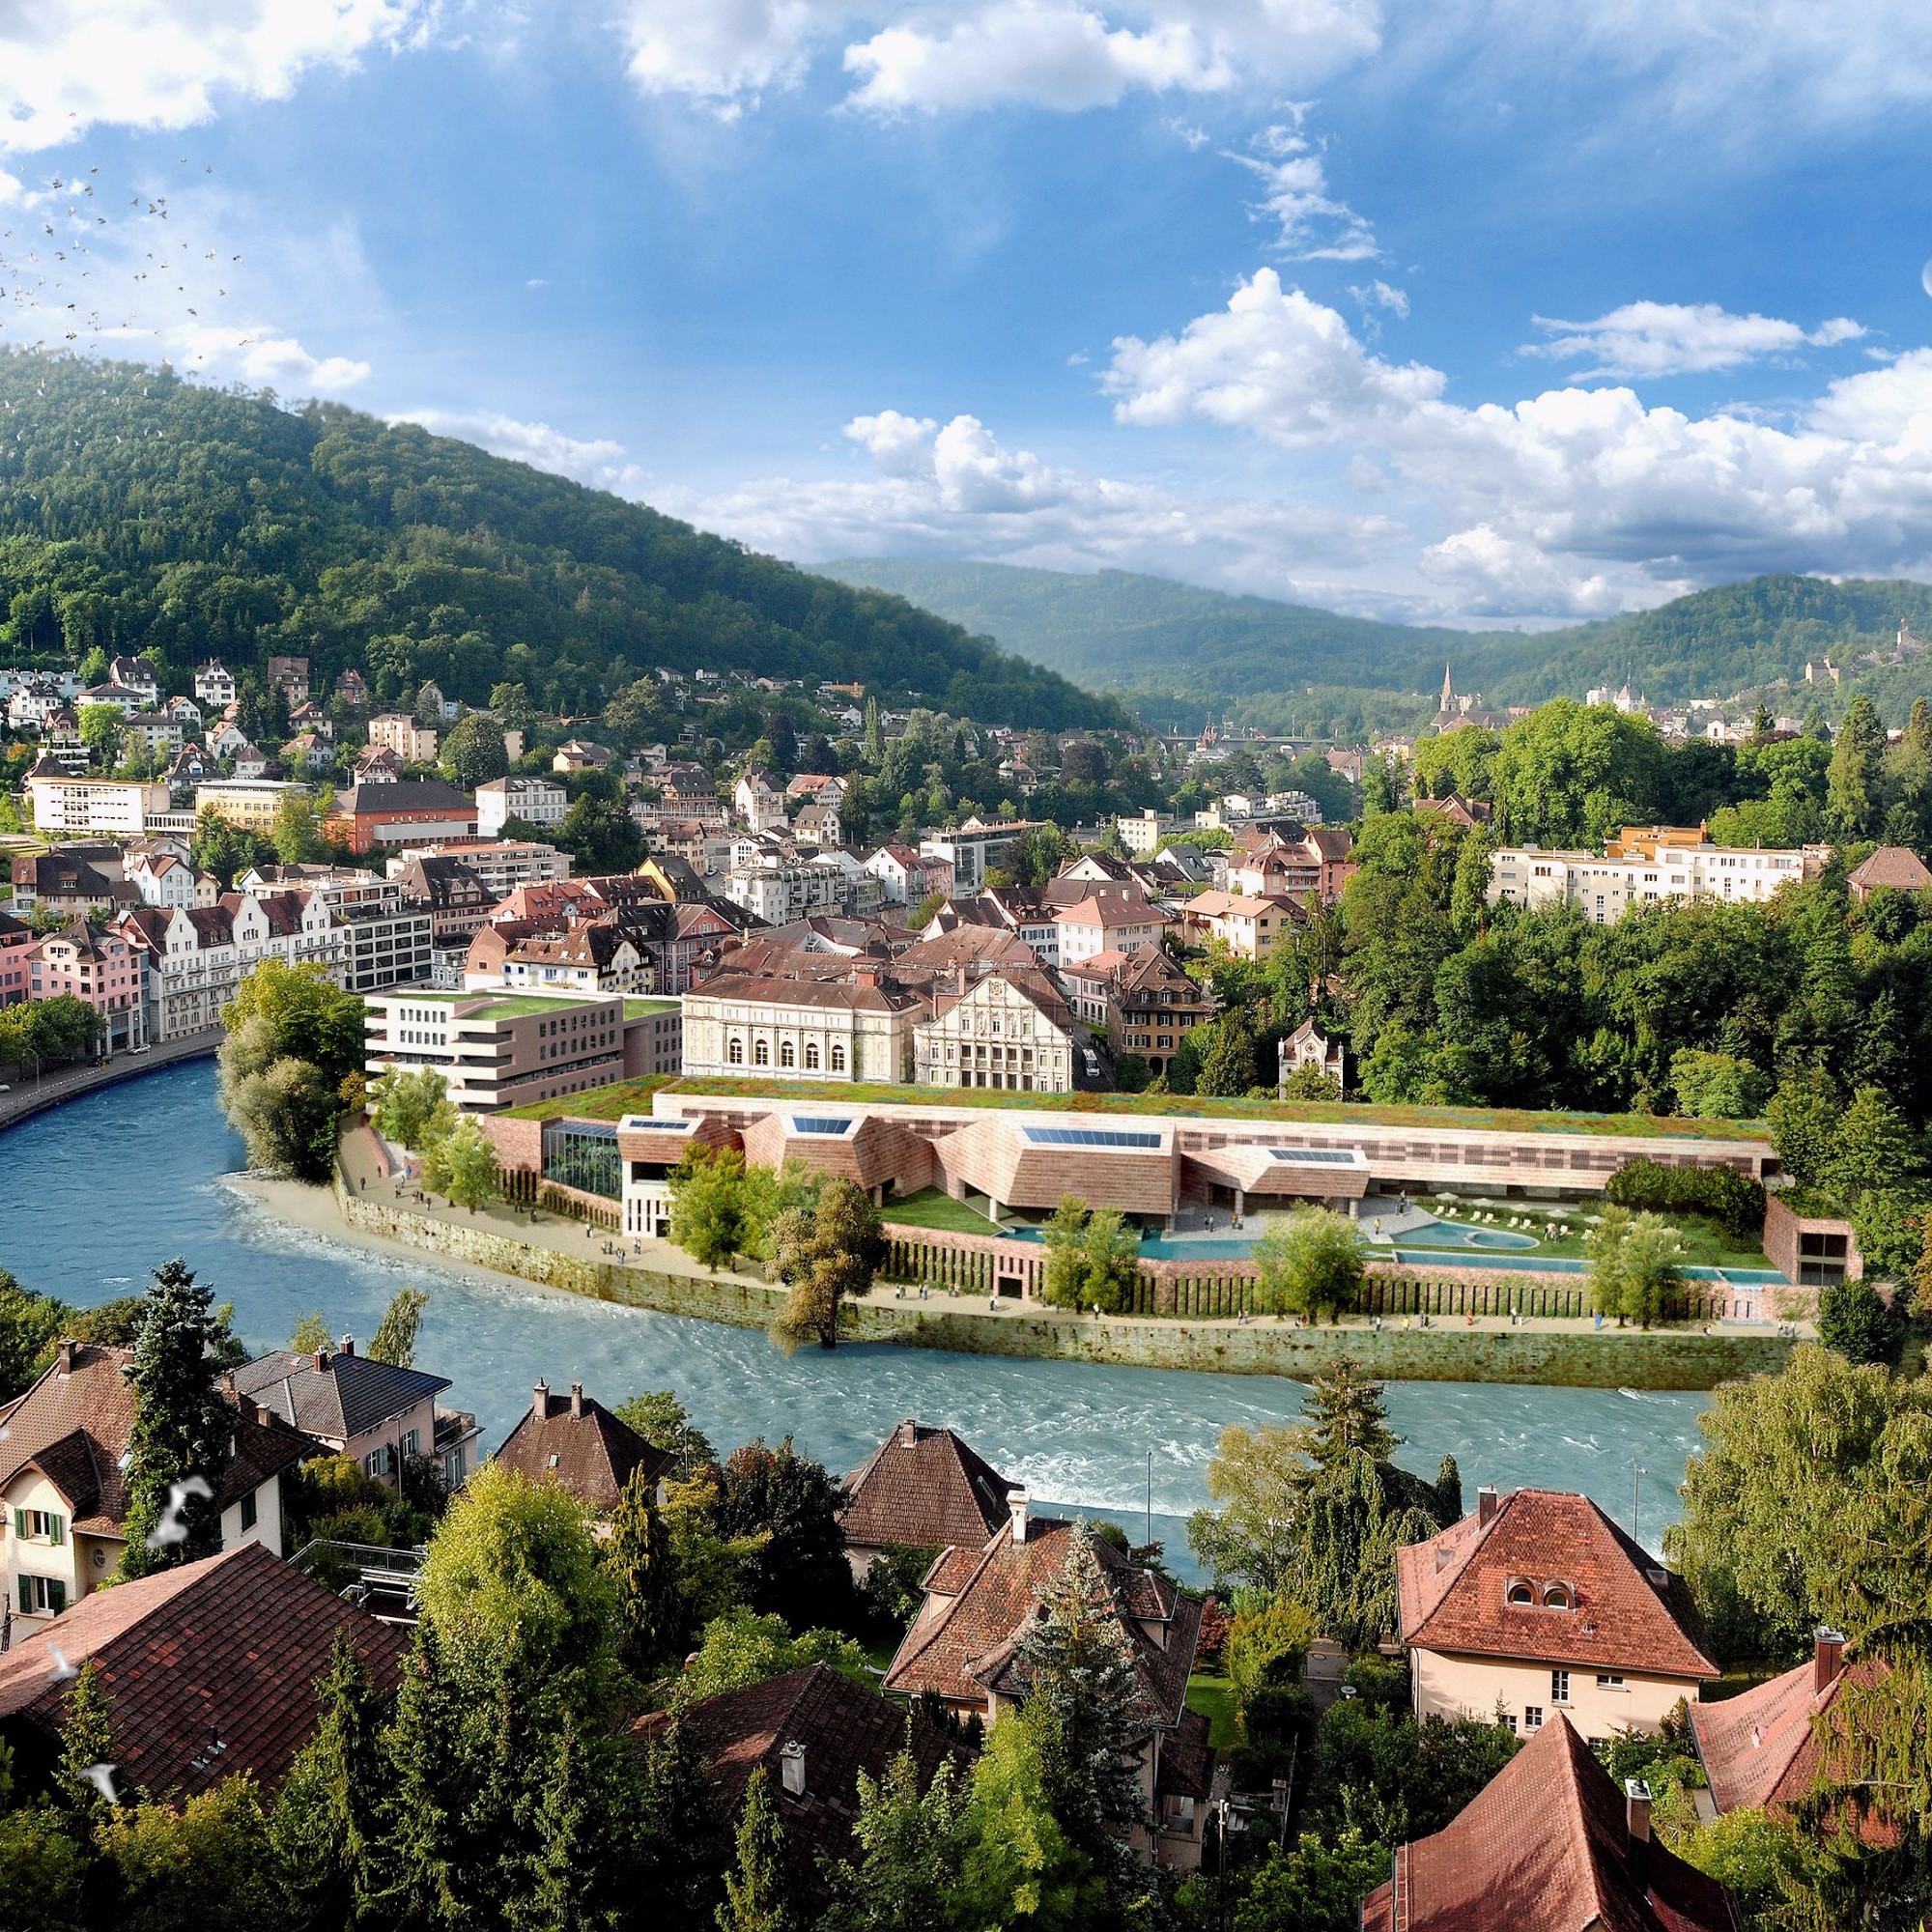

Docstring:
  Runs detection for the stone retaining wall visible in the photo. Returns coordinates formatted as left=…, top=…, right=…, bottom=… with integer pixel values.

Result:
left=337, top=1185, right=1794, bottom=1390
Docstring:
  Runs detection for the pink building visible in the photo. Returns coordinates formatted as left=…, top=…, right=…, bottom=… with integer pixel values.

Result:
left=27, top=916, right=146, bottom=1049
left=0, top=911, right=33, bottom=1007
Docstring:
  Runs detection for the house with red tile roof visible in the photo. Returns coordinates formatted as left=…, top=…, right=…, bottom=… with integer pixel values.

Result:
left=1359, top=1712, right=1741, bottom=1932
left=1848, top=844, right=1932, bottom=901
left=493, top=1379, right=668, bottom=1516
left=838, top=1420, right=1017, bottom=1578
left=883, top=1498, right=1212, bottom=1868
left=632, top=1663, right=965, bottom=1904
left=0, top=1541, right=409, bottom=1801
left=0, top=1341, right=314, bottom=1634
left=1396, top=1488, right=1718, bottom=1741
left=1689, top=1628, right=1889, bottom=1834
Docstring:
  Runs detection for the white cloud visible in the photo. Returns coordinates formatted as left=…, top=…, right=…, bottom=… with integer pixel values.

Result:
left=0, top=1, right=431, bottom=153
left=655, top=408, right=1404, bottom=596
left=1522, top=301, right=1864, bottom=379
left=1102, top=271, right=1932, bottom=615
left=1348, top=278, right=1407, bottom=319
left=389, top=408, right=654, bottom=496
left=612, top=0, right=1380, bottom=116
left=1227, top=118, right=1378, bottom=259
left=196, top=330, right=370, bottom=392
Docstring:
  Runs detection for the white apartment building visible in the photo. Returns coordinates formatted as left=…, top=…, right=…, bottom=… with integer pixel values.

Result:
left=475, top=774, right=567, bottom=837
left=1115, top=809, right=1176, bottom=855
left=367, top=714, right=440, bottom=763
left=124, top=712, right=185, bottom=759
left=384, top=838, right=573, bottom=895
left=1489, top=842, right=1813, bottom=924
left=27, top=773, right=170, bottom=836
left=194, top=660, right=238, bottom=707
left=117, top=891, right=346, bottom=1039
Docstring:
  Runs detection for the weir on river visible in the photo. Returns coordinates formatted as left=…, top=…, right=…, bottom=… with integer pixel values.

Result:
left=0, top=1062, right=1713, bottom=1577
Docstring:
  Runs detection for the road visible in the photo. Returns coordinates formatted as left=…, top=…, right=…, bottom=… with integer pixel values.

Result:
left=0, top=1029, right=225, bottom=1131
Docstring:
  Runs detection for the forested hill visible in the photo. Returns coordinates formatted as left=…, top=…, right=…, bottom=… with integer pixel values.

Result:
left=0, top=355, right=1121, bottom=729
left=826, top=557, right=1932, bottom=722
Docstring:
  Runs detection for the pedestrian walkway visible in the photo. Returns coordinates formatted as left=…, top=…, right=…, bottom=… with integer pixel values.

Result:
left=0, top=1029, right=225, bottom=1131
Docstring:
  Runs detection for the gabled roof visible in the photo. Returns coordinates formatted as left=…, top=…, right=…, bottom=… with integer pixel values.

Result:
left=630, top=1663, right=966, bottom=1897
left=884, top=1515, right=1200, bottom=1730
left=1396, top=1490, right=1717, bottom=1680
left=492, top=1381, right=668, bottom=1512
left=1690, top=1646, right=1887, bottom=1820
left=0, top=1342, right=313, bottom=1537
left=840, top=1421, right=1017, bottom=1552
left=0, top=1543, right=409, bottom=1799
left=331, top=780, right=475, bottom=813
left=1359, top=1713, right=1740, bottom=1932
left=1849, top=845, right=1932, bottom=893
left=233, top=1345, right=449, bottom=1445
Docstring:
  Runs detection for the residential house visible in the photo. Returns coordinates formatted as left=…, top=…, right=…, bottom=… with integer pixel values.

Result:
left=0, top=1339, right=311, bottom=1631
left=231, top=743, right=271, bottom=781
left=336, top=668, right=369, bottom=708
left=785, top=772, right=847, bottom=810
left=367, top=713, right=440, bottom=764
left=1278, top=1018, right=1345, bottom=1090
left=864, top=841, right=930, bottom=905
left=387, top=838, right=572, bottom=895
left=1490, top=826, right=1822, bottom=925
left=0, top=913, right=32, bottom=1007
left=494, top=923, right=649, bottom=997
left=1395, top=1487, right=1719, bottom=1739
left=7, top=678, right=68, bottom=731
left=163, top=693, right=204, bottom=729
left=792, top=799, right=841, bottom=847
left=233, top=1335, right=480, bottom=1492
left=1224, top=824, right=1354, bottom=903
left=416, top=679, right=460, bottom=724
left=205, top=718, right=249, bottom=760
left=1415, top=792, right=1492, bottom=832
left=281, top=730, right=332, bottom=773
left=0, top=1543, right=410, bottom=1795
left=914, top=967, right=1080, bottom=1093
left=492, top=1379, right=668, bottom=1516
left=392, top=854, right=496, bottom=945
left=354, top=744, right=408, bottom=784
left=657, top=761, right=723, bottom=819
left=124, top=712, right=185, bottom=759
left=266, top=655, right=310, bottom=703
left=27, top=917, right=148, bottom=1050
left=476, top=773, right=567, bottom=836
left=325, top=780, right=479, bottom=854
left=552, top=738, right=613, bottom=774
left=838, top=1419, right=1017, bottom=1579
left=1176, top=889, right=1301, bottom=961
left=10, top=849, right=134, bottom=919
left=77, top=681, right=149, bottom=718
left=1359, top=1713, right=1739, bottom=1932
left=884, top=1499, right=1210, bottom=1869
left=630, top=1666, right=967, bottom=1907
left=1115, top=808, right=1177, bottom=854
left=160, top=744, right=212, bottom=788
left=734, top=769, right=788, bottom=832
left=193, top=660, right=238, bottom=707
left=1072, top=944, right=1217, bottom=1079
left=1848, top=844, right=1932, bottom=900
left=1052, top=888, right=1167, bottom=966
left=918, top=818, right=1044, bottom=895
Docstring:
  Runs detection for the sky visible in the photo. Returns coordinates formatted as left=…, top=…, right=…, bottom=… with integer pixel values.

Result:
left=6, top=3, right=1932, bottom=630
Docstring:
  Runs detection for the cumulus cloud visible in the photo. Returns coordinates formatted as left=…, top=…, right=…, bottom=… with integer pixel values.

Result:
left=389, top=409, right=654, bottom=497
left=1522, top=301, right=1865, bottom=379
left=0, top=0, right=431, bottom=152
left=613, top=0, right=1380, bottom=116
left=195, top=331, right=370, bottom=392
left=655, top=408, right=1404, bottom=597
left=1103, top=270, right=1932, bottom=615
left=1227, top=118, right=1378, bottom=259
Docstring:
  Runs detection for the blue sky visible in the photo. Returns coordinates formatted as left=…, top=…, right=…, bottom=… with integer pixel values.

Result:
left=7, top=3, right=1932, bottom=628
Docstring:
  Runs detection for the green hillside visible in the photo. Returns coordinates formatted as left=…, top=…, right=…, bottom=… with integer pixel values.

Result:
left=0, top=355, right=1119, bottom=729
left=824, top=557, right=1932, bottom=724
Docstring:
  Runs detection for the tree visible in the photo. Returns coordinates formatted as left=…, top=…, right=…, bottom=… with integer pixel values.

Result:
left=615, top=1389, right=718, bottom=1476
left=434, top=1120, right=498, bottom=1213
left=1815, top=1278, right=1898, bottom=1367
left=1296, top=1450, right=1442, bottom=1653
left=271, top=789, right=332, bottom=865
left=290, top=1311, right=331, bottom=1353
left=606, top=1464, right=678, bottom=1676
left=372, top=1066, right=456, bottom=1151
left=78, top=701, right=125, bottom=767
left=269, top=1636, right=384, bottom=1931
left=715, top=1437, right=852, bottom=1628
left=1196, top=1011, right=1259, bottom=1097
left=440, top=712, right=510, bottom=788
left=1251, top=1208, right=1366, bottom=1321
left=769, top=1176, right=883, bottom=1352
left=953, top=1699, right=1095, bottom=1932
left=1038, top=1197, right=1141, bottom=1314
left=368, top=1286, right=429, bottom=1368
left=1586, top=1206, right=1685, bottom=1327
left=120, top=1260, right=237, bottom=1577
left=100, top=1776, right=280, bottom=1930
left=1303, top=1361, right=1398, bottom=1466
left=1225, top=1594, right=1319, bottom=1715
left=820, top=1747, right=966, bottom=1932
left=1229, top=1832, right=1391, bottom=1932
left=1828, top=1085, right=1922, bottom=1203
left=1827, top=693, right=1888, bottom=838
left=490, top=681, right=533, bottom=727
left=56, top=1660, right=118, bottom=1824
left=718, top=1769, right=796, bottom=1932
left=215, top=959, right=363, bottom=1183
left=1668, top=1048, right=1770, bottom=1120
left=1766, top=1072, right=1841, bottom=1192
left=670, top=1148, right=751, bottom=1270
left=679, top=1607, right=867, bottom=1701
left=1187, top=1423, right=1309, bottom=1591
left=0, top=1272, right=67, bottom=1401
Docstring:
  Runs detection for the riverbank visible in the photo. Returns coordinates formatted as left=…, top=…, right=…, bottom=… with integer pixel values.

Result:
left=309, top=1155, right=1793, bottom=1391
left=0, top=1028, right=224, bottom=1131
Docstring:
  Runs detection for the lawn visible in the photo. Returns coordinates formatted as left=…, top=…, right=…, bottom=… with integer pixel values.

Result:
left=1186, top=1671, right=1239, bottom=1751
left=1443, top=1208, right=1771, bottom=1270
left=501, top=1075, right=673, bottom=1122
left=882, top=1187, right=1003, bottom=1236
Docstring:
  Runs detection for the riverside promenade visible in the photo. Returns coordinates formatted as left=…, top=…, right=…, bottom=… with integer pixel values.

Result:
left=0, top=1028, right=225, bottom=1132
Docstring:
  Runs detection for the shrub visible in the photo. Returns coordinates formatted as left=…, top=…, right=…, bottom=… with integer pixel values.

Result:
left=1605, top=1156, right=1766, bottom=1238
left=1816, top=1278, right=1899, bottom=1367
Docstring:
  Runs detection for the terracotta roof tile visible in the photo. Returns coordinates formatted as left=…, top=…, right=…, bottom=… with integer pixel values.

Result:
left=1359, top=1713, right=1739, bottom=1932
left=0, top=1542, right=408, bottom=1798
left=492, top=1384, right=668, bottom=1512
left=839, top=1422, right=1016, bottom=1553
left=1396, top=1490, right=1716, bottom=1681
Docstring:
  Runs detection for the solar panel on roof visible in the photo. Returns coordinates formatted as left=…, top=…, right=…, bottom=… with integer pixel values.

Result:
left=1266, top=1146, right=1363, bottom=1165
left=1021, top=1125, right=1163, bottom=1149
left=791, top=1116, right=857, bottom=1135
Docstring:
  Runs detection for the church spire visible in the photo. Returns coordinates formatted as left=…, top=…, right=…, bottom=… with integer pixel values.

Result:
left=1439, top=661, right=1455, bottom=713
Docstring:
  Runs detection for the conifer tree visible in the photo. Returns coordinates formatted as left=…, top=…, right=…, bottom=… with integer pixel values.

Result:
left=819, top=1745, right=966, bottom=1932
left=1303, top=1361, right=1398, bottom=1467
left=606, top=1464, right=678, bottom=1675
left=365, top=1628, right=472, bottom=1926
left=514, top=1716, right=615, bottom=1932
left=55, top=1662, right=118, bottom=1825
left=270, top=1635, right=384, bottom=1931
left=717, top=1768, right=795, bottom=1932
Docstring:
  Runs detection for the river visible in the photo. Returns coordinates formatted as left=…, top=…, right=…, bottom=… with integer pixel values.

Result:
left=0, top=1062, right=1713, bottom=1575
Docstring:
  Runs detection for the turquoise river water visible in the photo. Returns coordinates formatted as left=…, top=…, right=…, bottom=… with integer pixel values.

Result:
left=0, top=1063, right=1714, bottom=1576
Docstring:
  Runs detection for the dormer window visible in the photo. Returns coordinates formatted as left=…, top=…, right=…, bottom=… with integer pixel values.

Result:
left=1542, top=1583, right=1573, bottom=1610
left=1506, top=1577, right=1535, bottom=1605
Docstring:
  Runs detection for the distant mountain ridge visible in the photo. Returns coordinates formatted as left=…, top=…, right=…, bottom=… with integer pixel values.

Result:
left=823, top=557, right=1932, bottom=724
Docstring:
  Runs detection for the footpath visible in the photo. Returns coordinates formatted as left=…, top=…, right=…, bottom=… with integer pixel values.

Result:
left=0, top=1029, right=225, bottom=1131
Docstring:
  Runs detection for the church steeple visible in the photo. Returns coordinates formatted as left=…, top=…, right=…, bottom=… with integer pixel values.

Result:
left=1439, top=662, right=1455, bottom=714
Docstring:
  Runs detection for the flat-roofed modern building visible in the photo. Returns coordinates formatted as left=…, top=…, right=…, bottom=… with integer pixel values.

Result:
left=363, top=988, right=681, bottom=1113
left=193, top=777, right=312, bottom=835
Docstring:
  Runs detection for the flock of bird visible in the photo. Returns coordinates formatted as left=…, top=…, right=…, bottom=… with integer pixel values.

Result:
left=0, top=144, right=246, bottom=396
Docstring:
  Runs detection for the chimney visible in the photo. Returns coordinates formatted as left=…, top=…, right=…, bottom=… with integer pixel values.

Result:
left=780, top=1739, right=806, bottom=1798
left=569, top=1381, right=584, bottom=1419
left=313, top=1349, right=329, bottom=1373
left=338, top=1333, right=355, bottom=1357
left=1477, top=1485, right=1499, bottom=1527
left=1625, top=1778, right=1652, bottom=1850
left=57, top=1338, right=74, bottom=1375
left=898, top=1419, right=918, bottom=1448
left=1814, top=1627, right=1847, bottom=1696
left=1009, top=1489, right=1030, bottom=1545
left=534, top=1378, right=550, bottom=1413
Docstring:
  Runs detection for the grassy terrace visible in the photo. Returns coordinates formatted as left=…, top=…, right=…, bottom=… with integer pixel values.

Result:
left=654, top=1075, right=1772, bottom=1143
left=502, top=1075, right=674, bottom=1122
left=880, top=1186, right=1003, bottom=1236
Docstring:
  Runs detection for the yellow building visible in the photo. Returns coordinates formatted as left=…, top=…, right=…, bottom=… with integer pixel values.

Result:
left=193, top=777, right=313, bottom=834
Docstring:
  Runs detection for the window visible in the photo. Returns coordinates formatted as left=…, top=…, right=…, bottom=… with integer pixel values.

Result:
left=780, top=1040, right=795, bottom=1067
left=1542, top=1583, right=1572, bottom=1609
left=727, top=1037, right=744, bottom=1065
left=804, top=1042, right=820, bottom=1069
left=1506, top=1582, right=1534, bottom=1605
left=753, top=1039, right=770, bottom=1066
left=17, top=1575, right=65, bottom=1615
left=365, top=1446, right=391, bottom=1479
left=1596, top=1673, right=1625, bottom=1690
left=240, top=1492, right=258, bottom=1531
left=13, top=1509, right=64, bottom=1545
left=1551, top=1669, right=1570, bottom=1704
left=830, top=1044, right=846, bottom=1072
left=1523, top=1705, right=1544, bottom=1732
left=402, top=1429, right=420, bottom=1459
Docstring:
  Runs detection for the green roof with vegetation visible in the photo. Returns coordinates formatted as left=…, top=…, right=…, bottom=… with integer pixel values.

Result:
left=622, top=998, right=680, bottom=1018
left=501, top=1075, right=674, bottom=1122
left=508, top=1070, right=1771, bottom=1142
